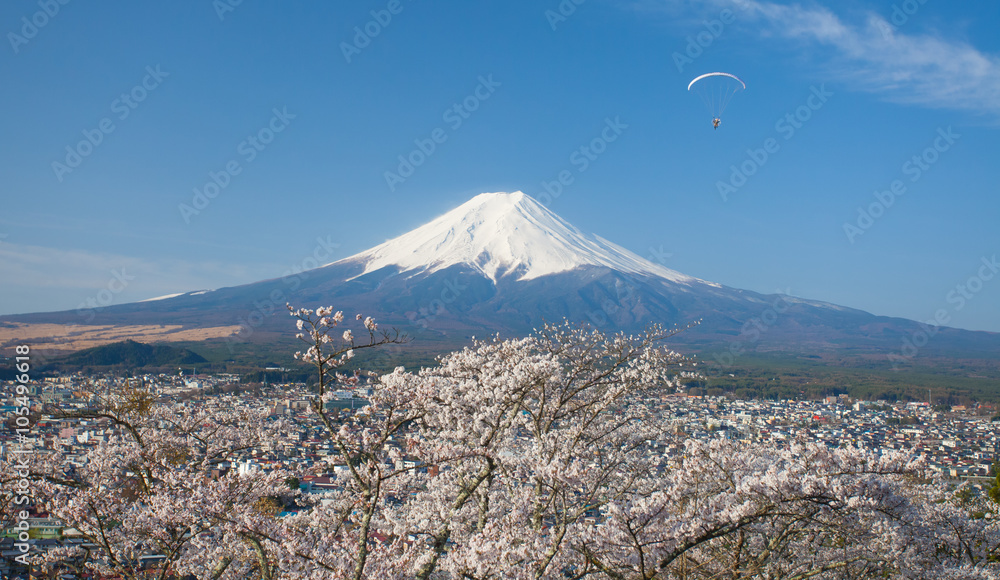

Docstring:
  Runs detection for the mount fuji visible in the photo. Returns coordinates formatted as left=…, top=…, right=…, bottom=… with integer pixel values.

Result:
left=347, top=191, right=704, bottom=286
left=4, top=191, right=999, bottom=362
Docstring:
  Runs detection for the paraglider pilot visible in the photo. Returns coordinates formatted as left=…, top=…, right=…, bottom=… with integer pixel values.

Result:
left=688, top=73, right=745, bottom=131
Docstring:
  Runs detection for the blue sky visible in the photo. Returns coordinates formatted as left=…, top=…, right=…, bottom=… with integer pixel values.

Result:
left=1, top=0, right=998, bottom=332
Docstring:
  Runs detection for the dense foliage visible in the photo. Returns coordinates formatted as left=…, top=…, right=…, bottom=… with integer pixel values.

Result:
left=57, top=339, right=208, bottom=368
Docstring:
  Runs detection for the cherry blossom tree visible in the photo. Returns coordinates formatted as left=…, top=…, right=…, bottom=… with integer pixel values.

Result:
left=6, top=304, right=1000, bottom=579
left=276, top=308, right=1000, bottom=579
left=272, top=306, right=417, bottom=579
left=3, top=382, right=291, bottom=580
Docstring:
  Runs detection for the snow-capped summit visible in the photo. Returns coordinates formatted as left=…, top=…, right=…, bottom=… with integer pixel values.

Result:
left=341, top=191, right=713, bottom=286
left=9, top=190, right=999, bottom=361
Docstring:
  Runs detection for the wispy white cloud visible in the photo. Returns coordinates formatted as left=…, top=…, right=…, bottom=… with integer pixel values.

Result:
left=636, top=0, right=1000, bottom=116
left=0, top=243, right=284, bottom=315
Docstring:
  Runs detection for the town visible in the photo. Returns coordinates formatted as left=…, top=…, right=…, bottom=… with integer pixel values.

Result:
left=3, top=370, right=998, bottom=577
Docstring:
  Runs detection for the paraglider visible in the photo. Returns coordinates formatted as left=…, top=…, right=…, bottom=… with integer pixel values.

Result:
left=688, top=72, right=745, bottom=129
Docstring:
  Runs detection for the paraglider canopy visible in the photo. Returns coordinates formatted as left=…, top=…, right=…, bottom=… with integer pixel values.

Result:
left=687, top=72, right=746, bottom=92
left=688, top=72, right=746, bottom=128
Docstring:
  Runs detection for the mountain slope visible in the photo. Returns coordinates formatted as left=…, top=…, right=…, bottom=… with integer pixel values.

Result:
left=2, top=192, right=998, bottom=362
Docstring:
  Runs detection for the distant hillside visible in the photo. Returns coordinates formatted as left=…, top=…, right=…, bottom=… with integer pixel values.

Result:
left=59, top=340, right=207, bottom=368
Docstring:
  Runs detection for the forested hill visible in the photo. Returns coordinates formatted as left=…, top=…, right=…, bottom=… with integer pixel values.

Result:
left=58, top=339, right=207, bottom=368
